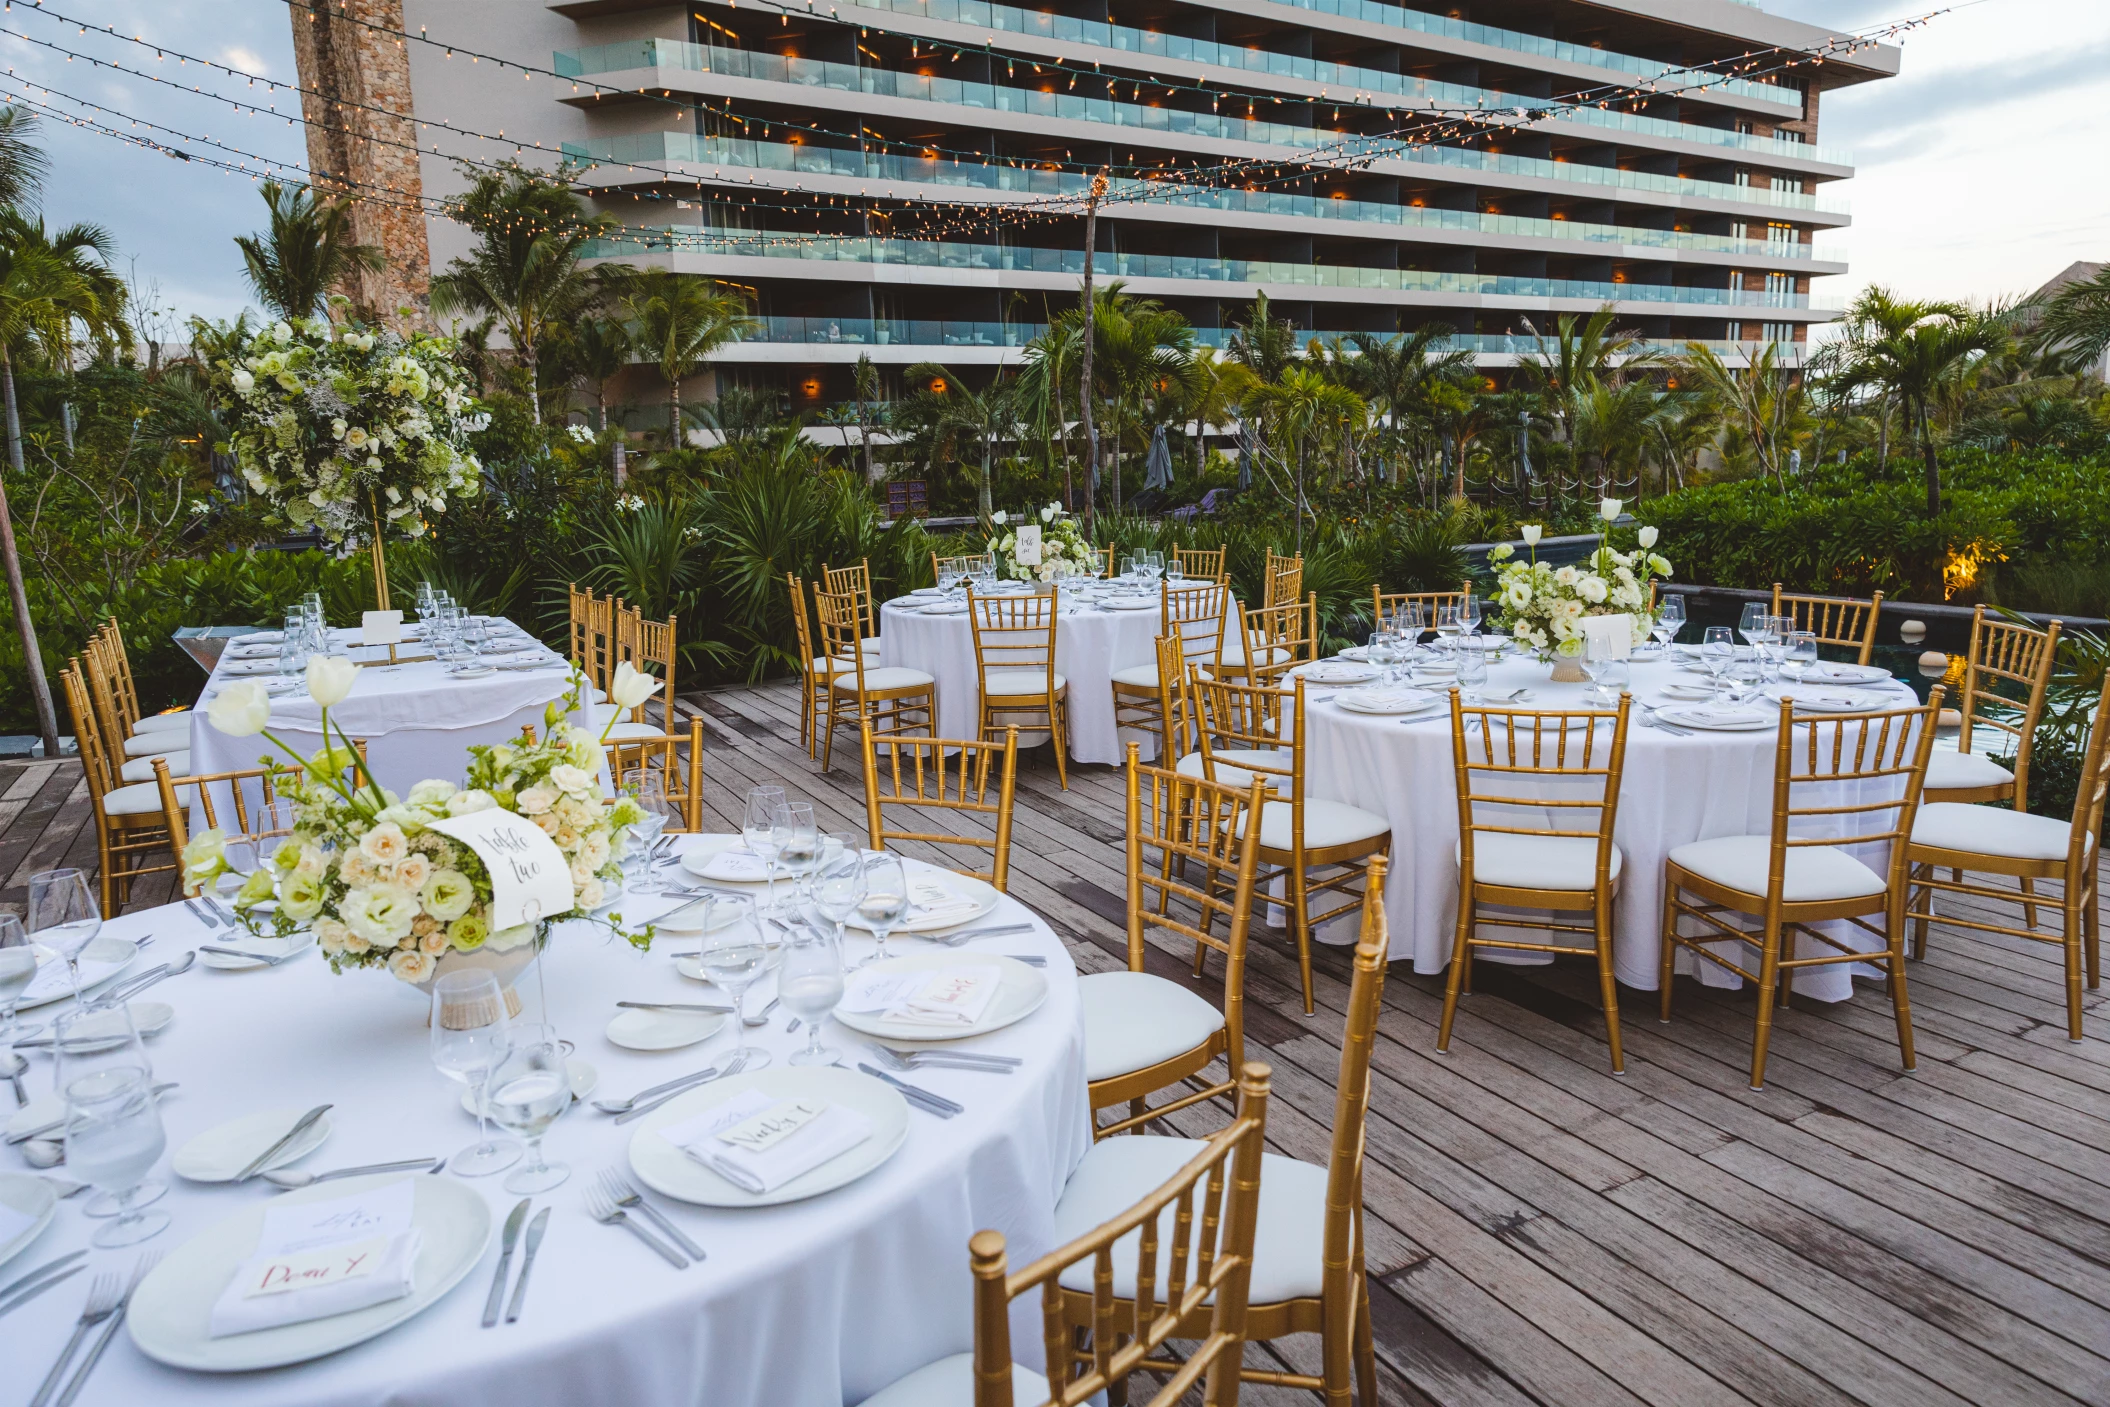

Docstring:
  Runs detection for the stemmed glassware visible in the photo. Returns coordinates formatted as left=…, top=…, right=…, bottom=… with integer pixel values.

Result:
left=697, top=893, right=772, bottom=1072
left=1433, top=603, right=1461, bottom=653
left=1458, top=596, right=1482, bottom=639
left=772, top=801, right=820, bottom=906
left=1165, top=555, right=1185, bottom=586
left=430, top=969, right=521, bottom=1177
left=742, top=785, right=788, bottom=909
left=855, top=851, right=909, bottom=969
left=487, top=1024, right=572, bottom=1194
left=1701, top=626, right=1736, bottom=698
left=1581, top=634, right=1628, bottom=707
left=779, top=924, right=846, bottom=1067
left=1366, top=629, right=1398, bottom=686
left=1739, top=601, right=1770, bottom=647
left=56, top=1005, right=168, bottom=1246
left=624, top=771, right=675, bottom=895
left=809, top=836, right=867, bottom=951
left=1782, top=630, right=1819, bottom=687
left=0, top=914, right=36, bottom=1061
left=28, top=869, right=100, bottom=1004
left=1653, top=595, right=1686, bottom=648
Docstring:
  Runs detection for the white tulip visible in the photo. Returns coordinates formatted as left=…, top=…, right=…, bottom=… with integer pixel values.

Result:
left=1600, top=498, right=1624, bottom=521
left=1520, top=524, right=1543, bottom=546
left=609, top=660, right=661, bottom=711
left=306, top=654, right=361, bottom=707
left=1637, top=525, right=1659, bottom=549
left=207, top=680, right=272, bottom=737
left=991, top=510, right=1008, bottom=525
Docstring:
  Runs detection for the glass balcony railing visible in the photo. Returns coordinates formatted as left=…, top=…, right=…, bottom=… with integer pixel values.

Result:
left=734, top=316, right=1809, bottom=362
left=567, top=130, right=1844, bottom=218
left=555, top=36, right=1845, bottom=167
left=580, top=226, right=1834, bottom=309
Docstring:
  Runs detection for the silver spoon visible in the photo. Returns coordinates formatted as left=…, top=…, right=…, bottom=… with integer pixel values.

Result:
left=262, top=1157, right=439, bottom=1188
left=743, top=996, right=780, bottom=1029
left=3, top=1051, right=24, bottom=1108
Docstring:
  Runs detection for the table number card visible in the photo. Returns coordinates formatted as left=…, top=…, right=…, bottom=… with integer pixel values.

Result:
left=428, top=808, right=575, bottom=929
left=1582, top=614, right=1632, bottom=661
left=1013, top=524, right=1042, bottom=567
left=360, top=610, right=405, bottom=647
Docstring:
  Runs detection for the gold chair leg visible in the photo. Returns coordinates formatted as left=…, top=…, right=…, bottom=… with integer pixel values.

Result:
left=1596, top=904, right=1625, bottom=1075
left=1051, top=694, right=1069, bottom=790
left=2063, top=896, right=2085, bottom=1043
left=2086, top=876, right=2101, bottom=989
left=1354, top=1277, right=1378, bottom=1407
left=1749, top=919, right=1783, bottom=1090
left=1658, top=880, right=1679, bottom=1023
left=1437, top=889, right=1471, bottom=1053
left=1888, top=900, right=1917, bottom=1070
left=1290, top=863, right=1316, bottom=1015
left=2020, top=875, right=2040, bottom=933
left=1910, top=863, right=1932, bottom=960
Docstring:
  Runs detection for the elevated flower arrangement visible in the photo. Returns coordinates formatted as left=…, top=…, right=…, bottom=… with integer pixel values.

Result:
left=986, top=503, right=1100, bottom=583
left=1488, top=499, right=1672, bottom=671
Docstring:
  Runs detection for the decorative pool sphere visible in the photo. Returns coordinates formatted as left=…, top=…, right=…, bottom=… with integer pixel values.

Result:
left=1899, top=620, right=1927, bottom=643
left=1918, top=651, right=1949, bottom=678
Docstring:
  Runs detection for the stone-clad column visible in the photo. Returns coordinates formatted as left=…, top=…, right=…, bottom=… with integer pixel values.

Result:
left=286, top=0, right=433, bottom=331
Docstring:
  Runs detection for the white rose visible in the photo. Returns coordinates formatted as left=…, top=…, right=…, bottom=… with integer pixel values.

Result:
left=230, top=367, right=254, bottom=393
left=305, top=654, right=360, bottom=707
left=359, top=822, right=410, bottom=864
left=517, top=784, right=556, bottom=816
left=581, top=830, right=610, bottom=871
left=1637, top=525, right=1659, bottom=549
left=393, top=853, right=432, bottom=893
left=548, top=764, right=595, bottom=797
left=387, top=948, right=435, bottom=984
left=206, top=680, right=272, bottom=737
left=446, top=789, right=498, bottom=816
left=1578, top=576, right=1609, bottom=604
left=607, top=661, right=660, bottom=712
left=575, top=876, right=605, bottom=910
left=406, top=778, right=457, bottom=808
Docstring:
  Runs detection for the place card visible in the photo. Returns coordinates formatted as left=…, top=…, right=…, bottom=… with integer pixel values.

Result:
left=841, top=965, right=999, bottom=1026
left=360, top=610, right=405, bottom=647
left=715, top=1097, right=827, bottom=1153
left=661, top=1089, right=874, bottom=1195
left=906, top=877, right=981, bottom=922
left=209, top=1180, right=421, bottom=1338
left=239, top=1236, right=390, bottom=1299
left=428, top=809, right=574, bottom=929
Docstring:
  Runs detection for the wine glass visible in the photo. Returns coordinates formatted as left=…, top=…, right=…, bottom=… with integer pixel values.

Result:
left=743, top=785, right=788, bottom=907
left=772, top=801, right=820, bottom=908
left=1783, top=630, right=1819, bottom=686
left=1366, top=629, right=1398, bottom=685
left=856, top=851, right=909, bottom=969
left=0, top=913, right=41, bottom=1051
left=1433, top=603, right=1460, bottom=653
left=1701, top=626, right=1736, bottom=698
left=810, top=836, right=867, bottom=948
left=780, top=924, right=846, bottom=1067
left=1456, top=643, right=1488, bottom=704
left=1653, top=595, right=1686, bottom=648
left=430, top=968, right=521, bottom=1177
left=1739, top=601, right=1769, bottom=647
left=28, top=868, right=100, bottom=1003
left=624, top=770, right=673, bottom=895
left=1393, top=601, right=1426, bottom=644
left=488, top=1024, right=571, bottom=1194
left=56, top=1006, right=168, bottom=1246
left=1459, top=596, right=1483, bottom=637
left=1165, top=555, right=1186, bottom=586
left=697, top=893, right=772, bottom=1072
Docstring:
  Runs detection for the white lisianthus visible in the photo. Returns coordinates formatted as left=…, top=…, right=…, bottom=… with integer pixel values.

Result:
left=421, top=868, right=475, bottom=921
left=181, top=829, right=228, bottom=890
left=207, top=681, right=272, bottom=737
left=234, top=868, right=277, bottom=909
left=1520, top=525, right=1542, bottom=547
left=344, top=885, right=417, bottom=945
left=1649, top=553, right=1673, bottom=577
left=406, top=778, right=457, bottom=809
left=1503, top=580, right=1533, bottom=610
left=306, top=655, right=360, bottom=707
left=386, top=948, right=435, bottom=984
left=1637, top=525, right=1659, bottom=549
left=359, top=822, right=410, bottom=864
left=446, top=788, right=498, bottom=816
left=1488, top=542, right=1514, bottom=561
left=575, top=876, right=606, bottom=910
left=447, top=912, right=490, bottom=951
left=280, top=873, right=327, bottom=922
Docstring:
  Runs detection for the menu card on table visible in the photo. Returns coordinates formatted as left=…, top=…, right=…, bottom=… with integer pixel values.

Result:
left=209, top=1180, right=420, bottom=1337
left=428, top=810, right=574, bottom=929
left=660, top=1089, right=873, bottom=1194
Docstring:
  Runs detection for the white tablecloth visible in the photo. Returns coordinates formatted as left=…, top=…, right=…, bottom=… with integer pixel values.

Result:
left=1, top=845, right=1089, bottom=1406
left=189, top=623, right=576, bottom=798
left=1301, top=653, right=1921, bottom=1000
left=879, top=597, right=1163, bottom=764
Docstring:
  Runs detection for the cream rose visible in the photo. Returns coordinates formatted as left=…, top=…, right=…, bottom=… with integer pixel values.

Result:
left=387, top=948, right=435, bottom=984
left=548, top=764, right=595, bottom=797
left=359, top=823, right=409, bottom=864
left=517, top=784, right=556, bottom=816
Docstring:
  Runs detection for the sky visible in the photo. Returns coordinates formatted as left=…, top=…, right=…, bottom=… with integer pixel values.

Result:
left=9, top=0, right=2107, bottom=328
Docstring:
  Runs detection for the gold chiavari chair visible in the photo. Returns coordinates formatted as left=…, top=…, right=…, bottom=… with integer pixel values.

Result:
left=605, top=717, right=708, bottom=834
left=815, top=587, right=935, bottom=771
left=861, top=1063, right=1270, bottom=1407
left=1222, top=593, right=1318, bottom=689
left=860, top=720, right=1018, bottom=890
left=1110, top=582, right=1228, bottom=761
left=1173, top=545, right=1229, bottom=583
left=81, top=634, right=190, bottom=782
left=567, top=582, right=595, bottom=678
left=603, top=603, right=678, bottom=743
left=1439, top=692, right=1634, bottom=1073
left=967, top=587, right=1071, bottom=789
left=1094, top=544, right=1116, bottom=579
left=785, top=572, right=839, bottom=759
left=1190, top=672, right=1390, bottom=1013
left=94, top=617, right=192, bottom=743
left=1058, top=861, right=1392, bottom=1405
left=1661, top=690, right=1943, bottom=1089
left=155, top=760, right=284, bottom=896
left=1906, top=672, right=2108, bottom=1042
left=568, top=584, right=622, bottom=698
left=1926, top=605, right=2060, bottom=809
left=932, top=551, right=984, bottom=585
left=1772, top=583, right=1885, bottom=665
left=1263, top=551, right=1304, bottom=610
left=1082, top=745, right=1265, bottom=1138
left=1373, top=584, right=1471, bottom=635
left=60, top=660, right=182, bottom=912
left=822, top=557, right=886, bottom=661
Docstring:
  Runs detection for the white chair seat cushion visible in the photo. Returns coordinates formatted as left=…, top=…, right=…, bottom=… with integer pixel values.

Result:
left=859, top=636, right=883, bottom=656
left=1924, top=747, right=2014, bottom=792
left=132, top=710, right=191, bottom=735
left=1668, top=834, right=1885, bottom=902
left=1079, top=970, right=1225, bottom=1082
left=602, top=722, right=662, bottom=744
left=101, top=780, right=168, bottom=818
left=121, top=731, right=184, bottom=757
left=119, top=752, right=191, bottom=784
left=810, top=655, right=853, bottom=674
left=1218, top=642, right=1291, bottom=667
left=1237, top=798, right=1390, bottom=852
left=831, top=667, right=934, bottom=693
left=858, top=1353, right=1049, bottom=1407
left=1109, top=663, right=1159, bottom=689
left=1175, top=749, right=1284, bottom=793
left=1460, top=832, right=1622, bottom=891
left=1053, top=1135, right=1328, bottom=1303
left=983, top=670, right=1066, bottom=697
left=1913, top=802, right=2086, bottom=863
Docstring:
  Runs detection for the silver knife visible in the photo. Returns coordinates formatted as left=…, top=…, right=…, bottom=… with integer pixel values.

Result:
left=233, top=1103, right=332, bottom=1182
left=856, top=1063, right=962, bottom=1117
left=483, top=1199, right=530, bottom=1328
left=183, top=898, right=221, bottom=929
left=0, top=1251, right=85, bottom=1305
left=503, top=1207, right=550, bottom=1323
left=0, top=1264, right=80, bottom=1322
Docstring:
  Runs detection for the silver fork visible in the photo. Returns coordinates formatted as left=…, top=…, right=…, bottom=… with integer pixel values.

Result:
left=584, top=1184, right=688, bottom=1268
left=867, top=1044, right=1020, bottom=1073
left=612, top=1050, right=753, bottom=1125
left=30, top=1272, right=121, bottom=1407
left=597, top=1167, right=707, bottom=1262
left=56, top=1254, right=158, bottom=1407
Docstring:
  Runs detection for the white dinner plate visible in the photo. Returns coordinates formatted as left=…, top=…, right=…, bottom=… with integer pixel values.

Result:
left=199, top=934, right=315, bottom=971
left=128, top=1172, right=491, bottom=1372
left=1338, top=646, right=1370, bottom=661
left=904, top=588, right=944, bottom=599
left=446, top=665, right=497, bottom=679
left=1296, top=663, right=1380, bottom=685
left=1767, top=685, right=1887, bottom=712
left=18, top=936, right=138, bottom=1011
left=172, top=1107, right=334, bottom=1183
left=831, top=952, right=1047, bottom=1042
left=1656, top=682, right=1717, bottom=701
left=41, top=1000, right=174, bottom=1050
left=1104, top=597, right=1158, bottom=611
left=677, top=833, right=846, bottom=885
left=1800, top=663, right=1894, bottom=685
left=1335, top=688, right=1441, bottom=717
left=843, top=871, right=1001, bottom=935
left=605, top=1007, right=728, bottom=1051
left=1659, top=704, right=1776, bottom=732
left=461, top=1059, right=597, bottom=1114
left=627, top=1066, right=909, bottom=1208
left=0, top=1172, right=57, bottom=1272
left=919, top=602, right=969, bottom=615
left=219, top=660, right=279, bottom=677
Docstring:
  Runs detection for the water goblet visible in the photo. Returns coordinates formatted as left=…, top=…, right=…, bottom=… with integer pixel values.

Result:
left=780, top=924, right=846, bottom=1067
left=1739, top=601, right=1769, bottom=647
left=623, top=771, right=673, bottom=894
left=430, top=968, right=521, bottom=1177
left=55, top=1004, right=169, bottom=1241
left=742, top=784, right=788, bottom=907
left=488, top=1024, right=572, bottom=1194
left=772, top=801, right=821, bottom=907
left=28, top=868, right=100, bottom=1003
left=1456, top=644, right=1488, bottom=704
left=1700, top=626, right=1736, bottom=697
left=697, top=894, right=772, bottom=1071
left=1165, top=556, right=1185, bottom=586
left=855, top=851, right=909, bottom=969
left=1783, top=630, right=1818, bottom=686
left=1653, top=594, right=1686, bottom=648
left=0, top=913, right=38, bottom=1048
left=1459, top=596, right=1482, bottom=637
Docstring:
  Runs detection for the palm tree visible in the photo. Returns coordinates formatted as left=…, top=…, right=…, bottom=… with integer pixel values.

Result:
left=1243, top=364, right=1365, bottom=554
left=850, top=354, right=884, bottom=482
left=1069, top=284, right=1198, bottom=515
left=545, top=314, right=631, bottom=433
left=1336, top=325, right=1473, bottom=488
left=1225, top=291, right=1300, bottom=385
left=1810, top=287, right=1936, bottom=469
left=0, top=108, right=48, bottom=211
left=1567, top=378, right=1671, bottom=495
left=432, top=163, right=626, bottom=423
left=1515, top=305, right=1660, bottom=448
left=906, top=363, right=1013, bottom=519
left=2030, top=265, right=2110, bottom=370
left=1822, top=295, right=2006, bottom=515
left=233, top=181, right=385, bottom=322
left=624, top=270, right=755, bottom=444
left=1678, top=342, right=1808, bottom=486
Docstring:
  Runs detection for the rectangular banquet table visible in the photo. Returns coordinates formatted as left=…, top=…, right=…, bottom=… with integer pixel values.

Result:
left=0, top=844, right=1091, bottom=1406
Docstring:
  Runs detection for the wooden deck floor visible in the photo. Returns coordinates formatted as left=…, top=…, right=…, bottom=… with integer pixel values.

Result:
left=12, top=681, right=2109, bottom=1407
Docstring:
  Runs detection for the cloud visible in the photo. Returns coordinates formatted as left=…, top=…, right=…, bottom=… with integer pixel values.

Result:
left=1821, top=36, right=2110, bottom=137
left=220, top=47, right=271, bottom=77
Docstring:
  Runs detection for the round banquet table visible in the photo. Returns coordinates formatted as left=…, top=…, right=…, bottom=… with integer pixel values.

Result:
left=879, top=593, right=1165, bottom=764
left=0, top=842, right=1089, bottom=1407
left=1299, top=649, right=1922, bottom=1001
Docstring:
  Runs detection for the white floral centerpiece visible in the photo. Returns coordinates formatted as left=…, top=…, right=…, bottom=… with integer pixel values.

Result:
left=1487, top=500, right=1672, bottom=676
left=207, top=313, right=485, bottom=545
left=184, top=658, right=666, bottom=987
left=986, top=503, right=1100, bottom=583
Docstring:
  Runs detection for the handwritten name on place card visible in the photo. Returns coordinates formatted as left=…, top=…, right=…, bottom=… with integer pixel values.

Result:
left=715, top=1097, right=827, bottom=1153
left=241, top=1235, right=390, bottom=1298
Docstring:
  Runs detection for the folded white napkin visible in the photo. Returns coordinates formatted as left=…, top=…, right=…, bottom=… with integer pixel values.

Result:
left=1667, top=704, right=1770, bottom=727
left=660, top=1089, right=873, bottom=1194
left=19, top=948, right=127, bottom=1005
left=208, top=1181, right=420, bottom=1338
left=697, top=847, right=772, bottom=882
left=1805, top=665, right=1881, bottom=684
left=906, top=877, right=982, bottom=924
left=841, top=964, right=1001, bottom=1027
left=1301, top=663, right=1375, bottom=683
left=1339, top=688, right=1437, bottom=714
